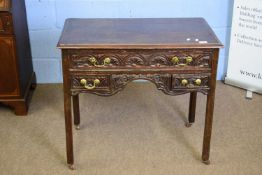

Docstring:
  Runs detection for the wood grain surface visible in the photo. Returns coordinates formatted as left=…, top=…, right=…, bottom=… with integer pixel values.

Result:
left=58, top=18, right=223, bottom=49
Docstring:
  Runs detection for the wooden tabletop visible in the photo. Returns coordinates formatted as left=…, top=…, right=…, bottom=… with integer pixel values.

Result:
left=57, top=18, right=223, bottom=49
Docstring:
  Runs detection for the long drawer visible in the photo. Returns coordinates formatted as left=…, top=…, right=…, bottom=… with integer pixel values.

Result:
left=67, top=49, right=214, bottom=71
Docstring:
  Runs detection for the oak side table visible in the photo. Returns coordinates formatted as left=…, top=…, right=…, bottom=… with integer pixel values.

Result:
left=57, top=18, right=223, bottom=169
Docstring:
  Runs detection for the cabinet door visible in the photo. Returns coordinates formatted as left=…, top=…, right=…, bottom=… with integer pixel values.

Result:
left=0, top=37, right=19, bottom=97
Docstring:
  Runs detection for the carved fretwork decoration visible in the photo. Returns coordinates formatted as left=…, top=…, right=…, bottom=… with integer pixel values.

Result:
left=125, top=55, right=145, bottom=67
left=69, top=49, right=214, bottom=69
left=111, top=74, right=172, bottom=94
left=148, top=55, right=169, bottom=67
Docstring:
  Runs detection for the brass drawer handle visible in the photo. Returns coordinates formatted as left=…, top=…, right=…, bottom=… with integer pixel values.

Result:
left=80, top=79, right=100, bottom=90
left=171, top=56, right=193, bottom=66
left=181, top=79, right=188, bottom=86
left=88, top=57, right=111, bottom=67
left=171, top=56, right=180, bottom=64
left=186, top=56, right=193, bottom=64
left=181, top=79, right=202, bottom=87
left=195, top=79, right=202, bottom=86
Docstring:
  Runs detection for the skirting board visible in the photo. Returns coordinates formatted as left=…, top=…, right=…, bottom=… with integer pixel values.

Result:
left=225, top=76, right=262, bottom=94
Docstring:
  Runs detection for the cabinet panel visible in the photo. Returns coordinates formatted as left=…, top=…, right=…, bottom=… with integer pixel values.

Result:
left=0, top=0, right=11, bottom=11
left=0, top=13, right=13, bottom=34
left=0, top=36, right=19, bottom=96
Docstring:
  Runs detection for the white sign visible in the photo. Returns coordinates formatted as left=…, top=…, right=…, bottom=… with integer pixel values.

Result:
left=225, top=0, right=262, bottom=94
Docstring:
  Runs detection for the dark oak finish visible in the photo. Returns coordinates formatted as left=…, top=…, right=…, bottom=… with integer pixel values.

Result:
left=58, top=18, right=222, bottom=49
left=58, top=18, right=223, bottom=169
left=0, top=0, right=36, bottom=115
left=73, top=94, right=80, bottom=129
left=187, top=92, right=197, bottom=127
left=62, top=50, right=74, bottom=168
left=202, top=49, right=219, bottom=164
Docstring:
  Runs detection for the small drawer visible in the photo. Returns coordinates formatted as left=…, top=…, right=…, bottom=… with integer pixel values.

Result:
left=172, top=74, right=210, bottom=90
left=71, top=74, right=111, bottom=92
left=0, top=13, right=12, bottom=34
left=168, top=54, right=211, bottom=68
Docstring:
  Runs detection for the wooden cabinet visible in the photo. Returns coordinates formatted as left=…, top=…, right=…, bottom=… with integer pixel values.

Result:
left=0, top=0, right=36, bottom=115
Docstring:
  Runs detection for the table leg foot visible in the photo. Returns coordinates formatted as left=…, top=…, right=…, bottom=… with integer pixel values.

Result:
left=68, top=164, right=75, bottom=170
left=185, top=122, right=193, bottom=127
left=75, top=125, right=80, bottom=130
left=202, top=160, right=210, bottom=165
